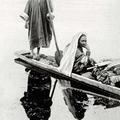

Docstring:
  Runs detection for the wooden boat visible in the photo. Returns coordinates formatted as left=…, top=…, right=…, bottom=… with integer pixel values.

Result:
left=14, top=50, right=120, bottom=102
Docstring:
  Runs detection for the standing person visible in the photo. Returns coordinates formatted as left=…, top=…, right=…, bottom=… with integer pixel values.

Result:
left=19, top=1, right=54, bottom=120
left=20, top=0, right=54, bottom=59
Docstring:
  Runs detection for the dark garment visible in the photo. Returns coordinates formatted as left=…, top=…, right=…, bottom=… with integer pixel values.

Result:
left=72, top=48, right=96, bottom=74
left=63, top=88, right=88, bottom=120
left=60, top=46, right=94, bottom=120
left=24, top=0, right=52, bottom=50
left=20, top=70, right=52, bottom=120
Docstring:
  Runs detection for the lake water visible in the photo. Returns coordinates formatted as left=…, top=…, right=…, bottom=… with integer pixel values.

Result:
left=0, top=0, right=120, bottom=120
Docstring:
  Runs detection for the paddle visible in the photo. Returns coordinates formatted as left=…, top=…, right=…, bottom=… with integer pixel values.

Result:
left=46, top=0, right=63, bottom=66
left=87, top=61, right=111, bottom=71
left=50, top=79, right=58, bottom=99
left=46, top=0, right=63, bottom=101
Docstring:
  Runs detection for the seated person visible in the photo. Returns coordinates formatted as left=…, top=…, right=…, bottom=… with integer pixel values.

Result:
left=58, top=32, right=96, bottom=77
left=58, top=33, right=95, bottom=120
left=72, top=33, right=96, bottom=75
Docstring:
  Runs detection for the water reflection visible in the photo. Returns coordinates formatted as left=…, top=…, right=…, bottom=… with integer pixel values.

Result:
left=62, top=88, right=88, bottom=120
left=62, top=88, right=120, bottom=120
left=20, top=70, right=52, bottom=120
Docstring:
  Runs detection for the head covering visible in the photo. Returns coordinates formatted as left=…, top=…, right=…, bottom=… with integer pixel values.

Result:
left=58, top=33, right=84, bottom=76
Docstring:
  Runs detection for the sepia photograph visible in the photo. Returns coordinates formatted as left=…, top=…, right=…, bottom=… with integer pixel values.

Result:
left=0, top=0, right=120, bottom=120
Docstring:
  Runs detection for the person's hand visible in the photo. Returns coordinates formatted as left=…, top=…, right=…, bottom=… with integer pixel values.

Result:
left=84, top=44, right=91, bottom=57
left=20, top=13, right=29, bottom=21
left=86, top=50, right=91, bottom=57
left=47, top=13, right=55, bottom=20
left=81, top=56, right=88, bottom=65
left=25, top=21, right=29, bottom=29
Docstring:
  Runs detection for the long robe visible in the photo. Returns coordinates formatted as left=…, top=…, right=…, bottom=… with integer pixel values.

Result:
left=24, top=0, right=53, bottom=50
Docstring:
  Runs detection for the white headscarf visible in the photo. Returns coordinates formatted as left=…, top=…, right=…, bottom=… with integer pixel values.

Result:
left=58, top=33, right=83, bottom=76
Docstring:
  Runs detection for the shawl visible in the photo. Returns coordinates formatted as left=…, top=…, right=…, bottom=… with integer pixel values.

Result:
left=58, top=33, right=83, bottom=76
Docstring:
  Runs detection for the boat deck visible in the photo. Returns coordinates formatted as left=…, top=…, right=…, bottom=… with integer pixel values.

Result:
left=14, top=50, right=120, bottom=102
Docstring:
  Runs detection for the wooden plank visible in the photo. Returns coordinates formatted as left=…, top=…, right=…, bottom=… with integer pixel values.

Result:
left=14, top=51, right=120, bottom=101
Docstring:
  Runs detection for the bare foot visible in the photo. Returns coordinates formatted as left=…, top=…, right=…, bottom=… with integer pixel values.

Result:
left=33, top=54, right=40, bottom=61
left=25, top=51, right=36, bottom=59
left=25, top=54, right=33, bottom=59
